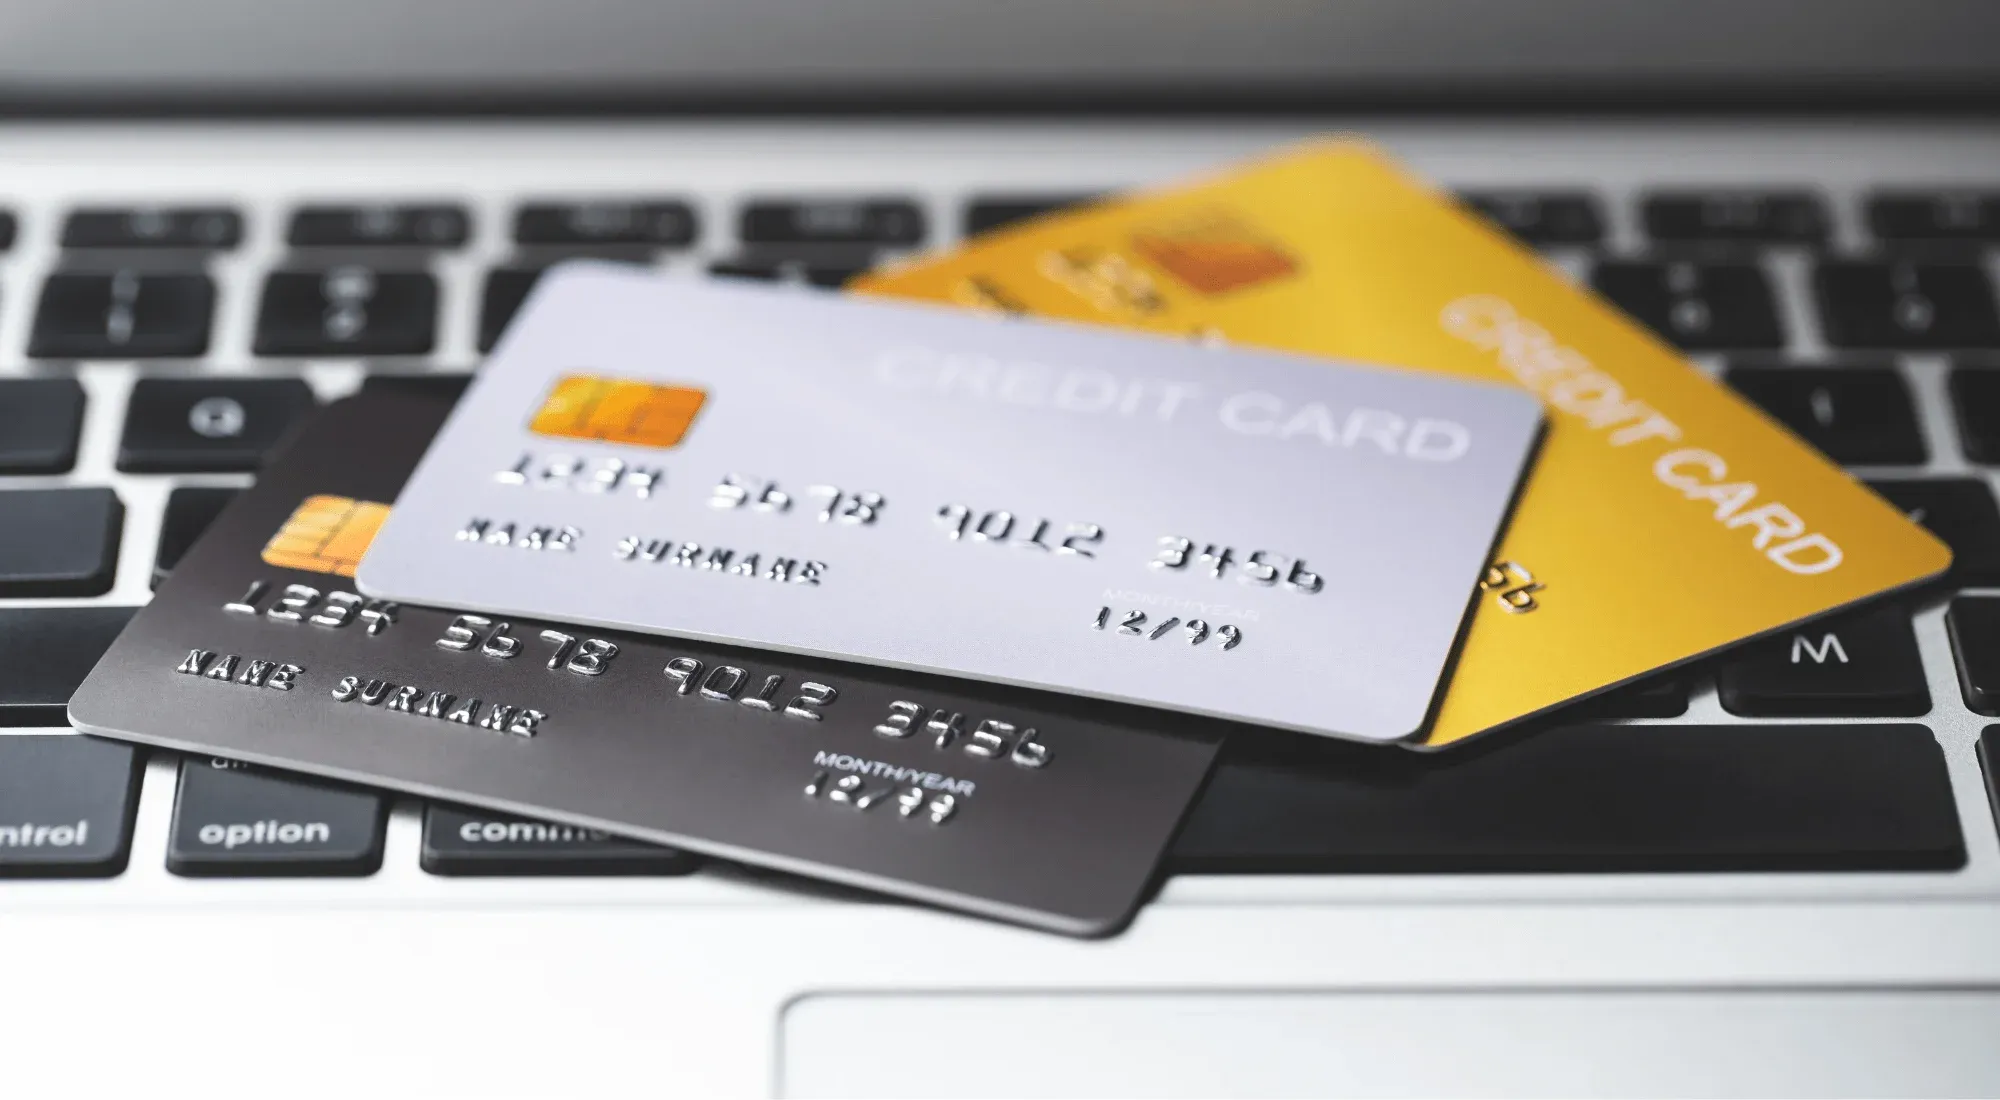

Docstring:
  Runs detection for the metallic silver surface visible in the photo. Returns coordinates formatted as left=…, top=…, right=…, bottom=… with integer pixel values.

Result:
left=0, top=1, right=1994, bottom=105
left=358, top=269, right=1544, bottom=743
left=68, top=394, right=1223, bottom=936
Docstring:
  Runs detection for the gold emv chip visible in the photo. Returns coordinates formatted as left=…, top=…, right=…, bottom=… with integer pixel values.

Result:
left=529, top=374, right=707, bottom=448
left=262, top=494, right=391, bottom=577
left=1129, top=209, right=1299, bottom=296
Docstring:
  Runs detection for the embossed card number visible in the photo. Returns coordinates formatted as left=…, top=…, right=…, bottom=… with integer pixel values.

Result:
left=70, top=392, right=1228, bottom=937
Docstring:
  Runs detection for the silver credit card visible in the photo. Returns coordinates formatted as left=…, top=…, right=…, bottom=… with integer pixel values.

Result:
left=67, top=394, right=1223, bottom=937
left=358, top=266, right=1544, bottom=742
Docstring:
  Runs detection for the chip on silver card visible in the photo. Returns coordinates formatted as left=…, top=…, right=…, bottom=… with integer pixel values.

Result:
left=358, top=266, right=1544, bottom=742
left=68, top=394, right=1223, bottom=937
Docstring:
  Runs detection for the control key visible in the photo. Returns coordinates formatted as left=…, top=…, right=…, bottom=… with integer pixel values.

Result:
left=0, top=735, right=144, bottom=878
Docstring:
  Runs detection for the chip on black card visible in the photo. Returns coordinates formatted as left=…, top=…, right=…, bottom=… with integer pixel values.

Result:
left=68, top=394, right=1222, bottom=936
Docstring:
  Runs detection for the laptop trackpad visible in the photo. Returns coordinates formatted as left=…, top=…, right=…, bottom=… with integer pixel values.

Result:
left=780, top=989, right=2000, bottom=1097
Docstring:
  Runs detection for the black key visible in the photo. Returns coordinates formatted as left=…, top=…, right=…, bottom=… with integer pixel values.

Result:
left=61, top=206, right=242, bottom=250
left=0, top=606, right=138, bottom=725
left=0, top=210, right=15, bottom=250
left=1725, top=365, right=1926, bottom=465
left=1867, top=191, right=2000, bottom=244
left=481, top=266, right=543, bottom=351
left=421, top=804, right=699, bottom=876
left=1459, top=190, right=1604, bottom=246
left=707, top=256, right=783, bottom=282
left=0, top=378, right=85, bottom=473
left=1952, top=368, right=2000, bottom=464
left=483, top=262, right=653, bottom=350
left=288, top=203, right=469, bottom=249
left=153, top=487, right=239, bottom=588
left=118, top=378, right=318, bottom=473
left=740, top=199, right=924, bottom=247
left=1867, top=478, right=2000, bottom=586
left=358, top=372, right=473, bottom=403
left=166, top=757, right=386, bottom=877
left=708, top=249, right=875, bottom=289
left=1815, top=261, right=2000, bottom=350
left=797, top=261, right=870, bottom=289
left=1170, top=722, right=1962, bottom=873
left=514, top=200, right=696, bottom=247
left=1948, top=598, right=2000, bottom=714
left=1979, top=731, right=2000, bottom=842
left=0, top=736, right=143, bottom=879
left=29, top=270, right=214, bottom=358
left=1567, top=676, right=1689, bottom=721
left=1716, top=605, right=1929, bottom=717
left=1641, top=190, right=1828, bottom=246
left=964, top=193, right=1096, bottom=237
left=254, top=267, right=437, bottom=356
left=1591, top=261, right=1783, bottom=350
left=0, top=488, right=122, bottom=597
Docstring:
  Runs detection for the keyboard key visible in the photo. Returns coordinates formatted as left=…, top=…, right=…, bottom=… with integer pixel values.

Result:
left=1948, top=598, right=2000, bottom=714
left=1459, top=190, right=1604, bottom=246
left=28, top=270, right=214, bottom=358
left=61, top=206, right=242, bottom=250
left=254, top=267, right=437, bottom=356
left=0, top=210, right=15, bottom=250
left=1867, top=479, right=2000, bottom=586
left=740, top=199, right=924, bottom=247
left=1641, top=190, right=1828, bottom=246
left=964, top=193, right=1096, bottom=237
left=1567, top=675, right=1690, bottom=721
left=153, top=487, right=239, bottom=588
left=1951, top=368, right=2000, bottom=464
left=1867, top=191, right=2000, bottom=244
left=0, top=378, right=85, bottom=473
left=288, top=203, right=469, bottom=249
left=481, top=266, right=543, bottom=351
left=1170, top=722, right=1962, bottom=873
left=1717, top=605, right=1929, bottom=717
left=421, top=804, right=699, bottom=876
left=0, top=488, right=122, bottom=597
left=118, top=378, right=317, bottom=473
left=1591, top=261, right=1783, bottom=350
left=358, top=371, right=473, bottom=403
left=514, top=200, right=696, bottom=247
left=1725, top=365, right=1926, bottom=465
left=0, top=736, right=143, bottom=879
left=1978, top=729, right=2000, bottom=836
left=0, top=606, right=138, bottom=725
left=484, top=261, right=653, bottom=350
left=166, top=758, right=386, bottom=877
left=708, top=251, right=873, bottom=289
left=1815, top=261, right=2000, bottom=349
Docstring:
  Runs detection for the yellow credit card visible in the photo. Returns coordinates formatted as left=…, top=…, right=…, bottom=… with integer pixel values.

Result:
left=529, top=373, right=707, bottom=448
left=262, top=494, right=391, bottom=577
left=852, top=139, right=1952, bottom=749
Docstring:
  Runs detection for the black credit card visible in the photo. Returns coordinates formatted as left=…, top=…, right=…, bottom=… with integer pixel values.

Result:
left=68, top=394, right=1222, bottom=936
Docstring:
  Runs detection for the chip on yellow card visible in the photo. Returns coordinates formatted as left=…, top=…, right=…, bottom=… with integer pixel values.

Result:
left=854, top=139, right=1951, bottom=750
left=1129, top=209, right=1300, bottom=295
left=262, top=494, right=390, bottom=577
left=529, top=373, right=706, bottom=448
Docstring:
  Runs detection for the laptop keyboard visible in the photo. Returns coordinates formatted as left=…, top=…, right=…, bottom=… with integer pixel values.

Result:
left=3, top=131, right=2000, bottom=906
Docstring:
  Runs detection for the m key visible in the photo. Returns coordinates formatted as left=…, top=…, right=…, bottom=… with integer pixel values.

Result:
left=1718, top=604, right=1930, bottom=717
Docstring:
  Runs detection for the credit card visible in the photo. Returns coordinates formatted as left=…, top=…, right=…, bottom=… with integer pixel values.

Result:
left=355, top=268, right=1545, bottom=744
left=853, top=140, right=1953, bottom=750
left=67, top=394, right=1224, bottom=937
